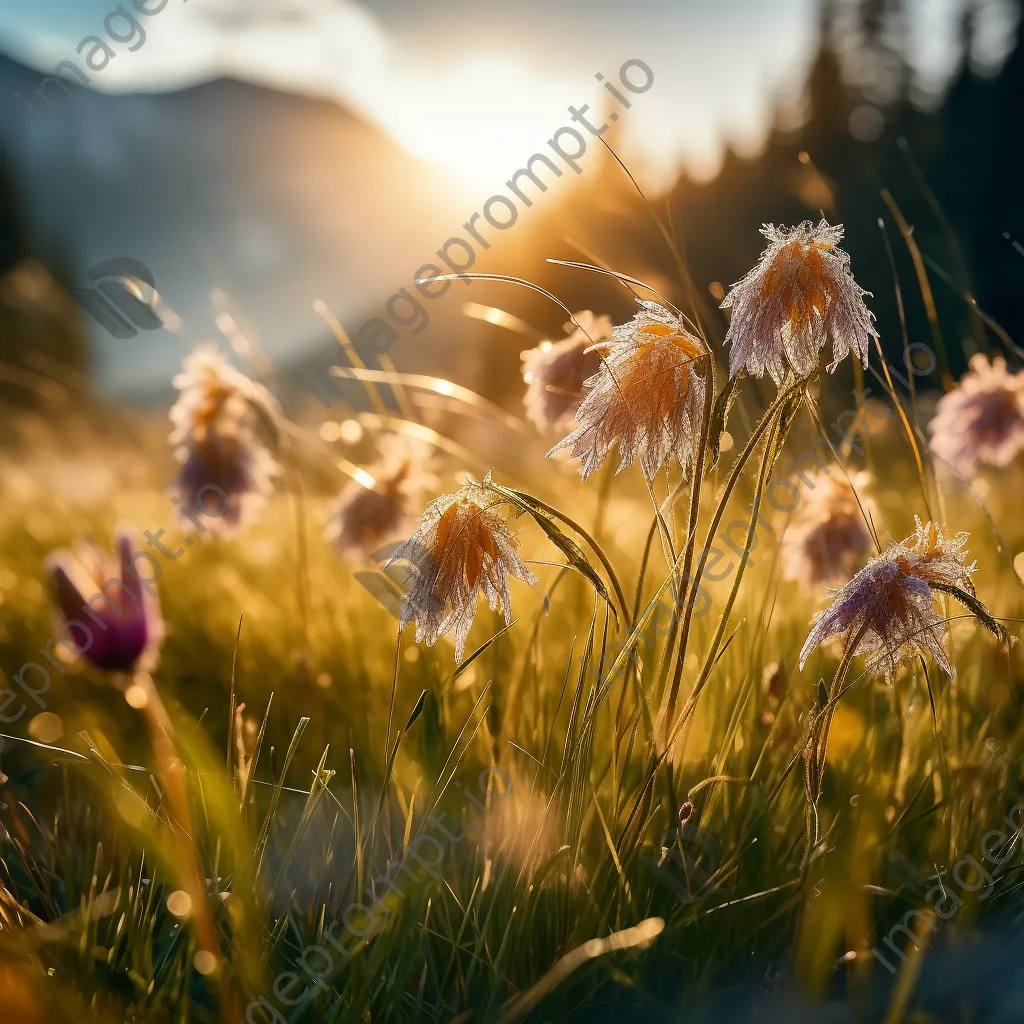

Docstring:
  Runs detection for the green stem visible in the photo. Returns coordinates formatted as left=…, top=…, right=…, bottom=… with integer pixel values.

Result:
left=800, top=623, right=869, bottom=874
left=653, top=354, right=716, bottom=710
left=671, top=403, right=790, bottom=754
left=661, top=382, right=800, bottom=733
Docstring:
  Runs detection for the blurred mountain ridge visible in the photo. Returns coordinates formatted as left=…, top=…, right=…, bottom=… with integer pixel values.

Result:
left=0, top=49, right=473, bottom=403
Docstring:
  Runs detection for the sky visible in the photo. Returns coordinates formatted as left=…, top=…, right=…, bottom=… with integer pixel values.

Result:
left=1, top=0, right=1017, bottom=191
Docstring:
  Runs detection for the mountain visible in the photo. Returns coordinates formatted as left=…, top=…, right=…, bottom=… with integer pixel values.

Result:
left=0, top=52, right=473, bottom=401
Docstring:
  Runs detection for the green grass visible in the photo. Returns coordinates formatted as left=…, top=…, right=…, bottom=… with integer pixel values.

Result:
left=2, top=233, right=1024, bottom=1024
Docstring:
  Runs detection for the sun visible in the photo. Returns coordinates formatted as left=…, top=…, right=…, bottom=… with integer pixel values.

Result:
left=385, top=56, right=574, bottom=188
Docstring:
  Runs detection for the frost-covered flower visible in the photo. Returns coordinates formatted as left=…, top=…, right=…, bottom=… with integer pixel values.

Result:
left=324, top=437, right=438, bottom=561
left=929, top=354, right=1024, bottom=478
left=384, top=474, right=537, bottom=661
left=169, top=345, right=281, bottom=535
left=721, top=220, right=876, bottom=385
left=782, top=470, right=875, bottom=589
left=799, top=517, right=988, bottom=677
left=547, top=301, right=707, bottom=482
left=520, top=311, right=611, bottom=434
left=46, top=527, right=163, bottom=674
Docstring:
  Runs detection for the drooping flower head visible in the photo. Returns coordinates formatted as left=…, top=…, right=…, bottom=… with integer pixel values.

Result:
left=384, top=473, right=537, bottom=661
left=721, top=220, right=876, bottom=385
left=520, top=311, right=612, bottom=434
left=324, top=436, right=438, bottom=561
left=929, top=354, right=1024, bottom=478
left=46, top=527, right=163, bottom=675
left=169, top=345, right=281, bottom=535
left=782, top=470, right=876, bottom=589
left=799, top=517, right=993, bottom=677
left=547, top=300, right=707, bottom=482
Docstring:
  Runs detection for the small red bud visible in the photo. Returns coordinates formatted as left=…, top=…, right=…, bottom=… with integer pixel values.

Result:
left=678, top=800, right=694, bottom=824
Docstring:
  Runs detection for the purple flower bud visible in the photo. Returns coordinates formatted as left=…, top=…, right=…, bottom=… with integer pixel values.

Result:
left=678, top=800, right=694, bottom=824
left=46, top=527, right=163, bottom=675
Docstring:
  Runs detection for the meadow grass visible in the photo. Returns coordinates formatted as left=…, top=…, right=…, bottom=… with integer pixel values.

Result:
left=1, top=220, right=1023, bottom=1024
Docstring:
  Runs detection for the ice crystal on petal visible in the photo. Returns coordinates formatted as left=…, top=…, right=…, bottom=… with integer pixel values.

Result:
left=800, top=517, right=980, bottom=678
left=546, top=301, right=707, bottom=482
left=384, top=475, right=538, bottom=661
left=721, top=220, right=876, bottom=386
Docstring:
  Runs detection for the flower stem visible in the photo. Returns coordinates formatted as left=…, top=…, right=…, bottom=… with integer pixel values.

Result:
left=799, top=623, right=870, bottom=874
left=669, top=396, right=793, bottom=753
left=132, top=673, right=240, bottom=1022
left=660, top=382, right=800, bottom=736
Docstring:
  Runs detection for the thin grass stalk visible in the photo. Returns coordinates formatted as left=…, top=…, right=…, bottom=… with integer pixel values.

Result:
left=661, top=382, right=801, bottom=733
left=881, top=190, right=953, bottom=388
left=870, top=335, right=933, bottom=519
left=651, top=351, right=716, bottom=710
left=897, top=137, right=987, bottom=350
left=797, top=395, right=881, bottom=551
left=920, top=253, right=1024, bottom=361
left=227, top=612, right=243, bottom=785
left=799, top=623, right=870, bottom=874
left=544, top=257, right=686, bottom=318
left=314, top=300, right=392, bottom=415
left=287, top=434, right=313, bottom=669
left=497, top=488, right=631, bottom=629
left=589, top=135, right=713, bottom=335
left=878, top=216, right=923, bottom=432
left=671, top=398, right=793, bottom=756
left=613, top=389, right=797, bottom=861
left=327, top=365, right=524, bottom=434
left=592, top=459, right=615, bottom=543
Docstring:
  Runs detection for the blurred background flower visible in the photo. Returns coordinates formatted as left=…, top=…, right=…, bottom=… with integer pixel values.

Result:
left=520, top=311, right=611, bottom=434
left=324, top=434, right=439, bottom=560
left=929, top=353, right=1024, bottom=478
left=168, top=345, right=281, bottom=535
left=782, top=469, right=876, bottom=589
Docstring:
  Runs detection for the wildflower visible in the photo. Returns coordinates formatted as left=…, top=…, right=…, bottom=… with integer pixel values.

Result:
left=782, top=470, right=875, bottom=589
left=46, top=528, right=163, bottom=675
left=520, top=311, right=612, bottom=433
left=384, top=474, right=537, bottom=661
left=721, top=220, right=876, bottom=385
left=799, top=517, right=1002, bottom=677
left=169, top=345, right=281, bottom=535
left=929, top=353, right=1024, bottom=478
left=326, top=482, right=408, bottom=561
left=325, top=437, right=438, bottom=561
left=547, top=301, right=707, bottom=482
